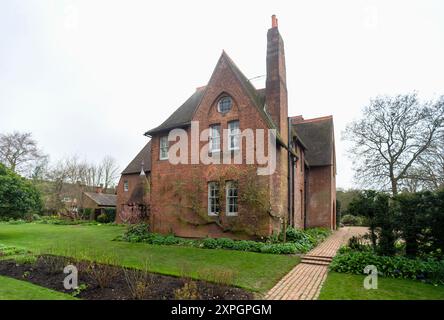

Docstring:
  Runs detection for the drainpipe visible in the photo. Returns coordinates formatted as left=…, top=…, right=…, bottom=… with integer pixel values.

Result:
left=287, top=117, right=292, bottom=229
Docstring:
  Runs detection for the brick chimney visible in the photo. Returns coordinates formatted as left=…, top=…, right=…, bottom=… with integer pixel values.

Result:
left=265, top=14, right=288, bottom=143
left=95, top=184, right=103, bottom=194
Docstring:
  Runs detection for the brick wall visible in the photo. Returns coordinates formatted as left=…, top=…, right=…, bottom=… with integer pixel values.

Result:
left=149, top=54, right=285, bottom=239
left=306, top=165, right=335, bottom=229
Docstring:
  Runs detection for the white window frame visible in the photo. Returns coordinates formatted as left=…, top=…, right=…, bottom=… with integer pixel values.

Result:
left=209, top=124, right=221, bottom=153
left=208, top=182, right=220, bottom=216
left=228, top=121, right=240, bottom=151
left=217, top=96, right=232, bottom=113
left=226, top=181, right=238, bottom=216
left=123, top=180, right=129, bottom=192
left=159, top=136, right=169, bottom=160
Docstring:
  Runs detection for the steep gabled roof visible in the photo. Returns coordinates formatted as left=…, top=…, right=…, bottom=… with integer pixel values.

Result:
left=144, top=51, right=285, bottom=146
left=121, top=141, right=151, bottom=175
left=84, top=192, right=116, bottom=207
left=292, top=116, right=335, bottom=167
left=144, top=89, right=205, bottom=135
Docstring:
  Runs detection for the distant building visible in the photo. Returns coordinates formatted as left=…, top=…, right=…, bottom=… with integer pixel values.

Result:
left=83, top=186, right=117, bottom=220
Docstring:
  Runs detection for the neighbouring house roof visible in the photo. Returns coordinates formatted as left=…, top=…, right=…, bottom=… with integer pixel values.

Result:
left=144, top=52, right=285, bottom=145
left=84, top=192, right=117, bottom=207
left=121, top=141, right=151, bottom=175
left=292, top=116, right=335, bottom=167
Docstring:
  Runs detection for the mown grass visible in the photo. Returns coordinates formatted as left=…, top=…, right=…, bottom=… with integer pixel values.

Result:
left=318, top=272, right=444, bottom=300
left=0, top=223, right=299, bottom=293
left=0, top=275, right=76, bottom=300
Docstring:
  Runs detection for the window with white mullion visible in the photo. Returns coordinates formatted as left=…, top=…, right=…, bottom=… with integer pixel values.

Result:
left=208, top=182, right=220, bottom=216
left=159, top=136, right=169, bottom=160
left=226, top=181, right=238, bottom=216
left=209, top=124, right=221, bottom=153
left=228, top=121, right=240, bottom=151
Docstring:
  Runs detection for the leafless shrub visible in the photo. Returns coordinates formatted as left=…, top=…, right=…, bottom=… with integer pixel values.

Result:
left=86, top=255, right=120, bottom=289
left=37, top=255, right=68, bottom=274
left=123, top=261, right=153, bottom=300
left=174, top=281, right=200, bottom=300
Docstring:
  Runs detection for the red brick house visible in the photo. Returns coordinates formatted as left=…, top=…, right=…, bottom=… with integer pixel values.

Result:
left=116, top=16, right=336, bottom=239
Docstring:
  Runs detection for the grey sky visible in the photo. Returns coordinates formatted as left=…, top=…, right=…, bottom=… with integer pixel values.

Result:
left=1, top=0, right=443, bottom=189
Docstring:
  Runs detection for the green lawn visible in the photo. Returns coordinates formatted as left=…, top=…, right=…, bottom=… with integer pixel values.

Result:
left=319, top=272, right=444, bottom=300
left=0, top=223, right=299, bottom=293
left=0, top=275, right=76, bottom=300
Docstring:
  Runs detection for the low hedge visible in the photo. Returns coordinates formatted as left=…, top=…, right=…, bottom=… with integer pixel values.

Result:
left=330, top=251, right=444, bottom=285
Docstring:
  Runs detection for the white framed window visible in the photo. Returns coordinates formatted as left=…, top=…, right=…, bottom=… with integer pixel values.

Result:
left=124, top=180, right=129, bottom=192
left=226, top=181, right=238, bottom=216
left=209, top=124, right=221, bottom=153
left=228, top=120, right=240, bottom=151
left=159, top=136, right=169, bottom=160
left=217, top=96, right=232, bottom=113
left=208, top=182, right=220, bottom=216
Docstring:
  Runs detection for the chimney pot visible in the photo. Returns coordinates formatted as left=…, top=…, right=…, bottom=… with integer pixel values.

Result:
left=96, top=185, right=103, bottom=194
left=271, top=14, right=278, bottom=28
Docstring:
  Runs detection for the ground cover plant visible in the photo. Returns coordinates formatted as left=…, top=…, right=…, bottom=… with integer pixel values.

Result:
left=118, top=224, right=331, bottom=255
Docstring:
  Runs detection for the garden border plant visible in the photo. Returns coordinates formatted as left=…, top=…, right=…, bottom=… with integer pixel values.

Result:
left=117, top=223, right=331, bottom=255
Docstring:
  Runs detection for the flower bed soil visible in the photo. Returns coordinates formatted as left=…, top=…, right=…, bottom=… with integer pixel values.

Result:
left=0, top=255, right=253, bottom=300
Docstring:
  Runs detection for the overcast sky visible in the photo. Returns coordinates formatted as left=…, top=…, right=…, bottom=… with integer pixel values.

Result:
left=1, top=0, right=443, bottom=189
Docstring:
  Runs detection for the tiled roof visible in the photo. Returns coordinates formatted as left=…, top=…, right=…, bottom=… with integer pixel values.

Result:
left=121, top=141, right=151, bottom=175
left=292, top=116, right=335, bottom=167
left=84, top=192, right=116, bottom=207
left=143, top=52, right=285, bottom=145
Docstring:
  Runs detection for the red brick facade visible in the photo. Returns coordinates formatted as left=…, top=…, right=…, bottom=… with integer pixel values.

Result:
left=116, top=16, right=336, bottom=238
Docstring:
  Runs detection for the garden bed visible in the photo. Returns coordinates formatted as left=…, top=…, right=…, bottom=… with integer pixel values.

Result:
left=0, top=255, right=253, bottom=300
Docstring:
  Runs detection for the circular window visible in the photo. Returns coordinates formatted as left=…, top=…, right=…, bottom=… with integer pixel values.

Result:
left=217, top=96, right=232, bottom=113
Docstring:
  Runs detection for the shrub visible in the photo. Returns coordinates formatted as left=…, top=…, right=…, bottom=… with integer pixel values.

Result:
left=202, top=238, right=219, bottom=249
left=81, top=208, right=93, bottom=220
left=347, top=235, right=372, bottom=252
left=330, top=251, right=444, bottom=285
left=86, top=255, right=120, bottom=289
left=96, top=213, right=110, bottom=223
left=120, top=224, right=327, bottom=255
left=0, top=163, right=42, bottom=219
left=103, top=208, right=116, bottom=222
left=260, top=243, right=298, bottom=254
left=174, top=281, right=200, bottom=300
left=341, top=214, right=361, bottom=226
left=122, top=223, right=150, bottom=242
left=123, top=261, right=153, bottom=300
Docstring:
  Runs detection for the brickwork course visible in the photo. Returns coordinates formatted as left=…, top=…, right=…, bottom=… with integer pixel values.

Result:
left=265, top=227, right=368, bottom=300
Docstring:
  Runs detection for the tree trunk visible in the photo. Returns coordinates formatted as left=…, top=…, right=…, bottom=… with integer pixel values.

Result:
left=391, top=178, right=398, bottom=195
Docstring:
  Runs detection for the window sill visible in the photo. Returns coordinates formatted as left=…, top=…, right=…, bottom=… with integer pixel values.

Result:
left=208, top=213, right=219, bottom=217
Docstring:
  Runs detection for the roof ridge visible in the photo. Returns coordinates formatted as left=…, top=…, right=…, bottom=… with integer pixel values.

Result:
left=293, top=115, right=333, bottom=124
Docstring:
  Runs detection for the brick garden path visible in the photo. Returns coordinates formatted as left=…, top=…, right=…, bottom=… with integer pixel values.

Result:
left=265, top=227, right=368, bottom=300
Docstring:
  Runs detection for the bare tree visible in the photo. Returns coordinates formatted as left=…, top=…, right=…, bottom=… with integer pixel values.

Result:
left=344, top=93, right=444, bottom=194
left=101, top=156, right=119, bottom=190
left=0, top=131, right=47, bottom=175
